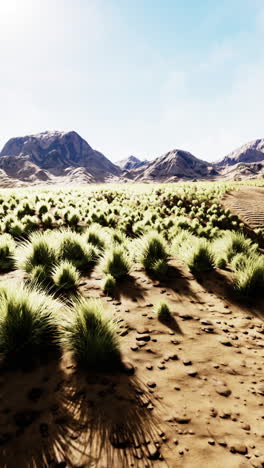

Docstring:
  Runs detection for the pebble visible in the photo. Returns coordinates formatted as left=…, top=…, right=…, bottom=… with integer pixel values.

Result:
left=229, top=443, right=247, bottom=454
left=136, top=335, right=151, bottom=342
left=147, top=381, right=156, bottom=388
left=215, top=385, right=232, bottom=397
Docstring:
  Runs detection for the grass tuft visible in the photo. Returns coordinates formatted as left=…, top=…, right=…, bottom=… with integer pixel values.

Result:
left=0, top=283, right=61, bottom=362
left=156, top=301, right=171, bottom=322
left=64, top=298, right=121, bottom=370
left=52, top=260, right=80, bottom=291
left=101, top=246, right=130, bottom=279
left=102, top=274, right=116, bottom=295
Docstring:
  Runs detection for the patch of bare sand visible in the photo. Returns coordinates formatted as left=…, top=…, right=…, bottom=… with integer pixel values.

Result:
left=222, top=187, right=264, bottom=229
left=0, top=260, right=263, bottom=467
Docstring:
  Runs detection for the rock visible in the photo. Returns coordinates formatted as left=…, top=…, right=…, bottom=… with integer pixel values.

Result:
left=110, top=431, right=130, bottom=449
left=146, top=364, right=153, bottom=370
left=182, top=359, right=192, bottom=366
left=136, top=335, right=150, bottom=342
left=241, top=423, right=251, bottom=431
left=187, top=368, right=198, bottom=377
left=215, top=385, right=232, bottom=397
left=256, top=384, right=264, bottom=395
left=147, top=381, right=156, bottom=388
left=208, top=439, right=215, bottom=445
left=219, top=339, right=233, bottom=347
left=229, top=442, right=247, bottom=454
left=131, top=345, right=138, bottom=351
left=147, top=443, right=160, bottom=460
left=167, top=414, right=191, bottom=424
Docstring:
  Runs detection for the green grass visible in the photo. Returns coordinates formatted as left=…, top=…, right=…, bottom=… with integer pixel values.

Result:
left=156, top=301, right=171, bottom=322
left=52, top=260, right=80, bottom=291
left=64, top=298, right=121, bottom=370
left=0, top=283, right=61, bottom=362
left=138, top=231, right=169, bottom=274
left=16, top=232, right=57, bottom=273
left=102, top=274, right=116, bottom=295
left=101, top=246, right=131, bottom=279
left=212, top=230, right=258, bottom=267
left=173, top=233, right=215, bottom=274
left=58, top=231, right=99, bottom=272
left=232, top=253, right=264, bottom=298
left=0, top=234, right=15, bottom=272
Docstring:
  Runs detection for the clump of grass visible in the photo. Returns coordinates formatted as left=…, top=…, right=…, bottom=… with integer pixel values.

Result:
left=52, top=261, right=80, bottom=291
left=232, top=253, right=264, bottom=298
left=58, top=231, right=99, bottom=272
left=175, top=235, right=215, bottom=274
left=212, top=231, right=258, bottom=267
left=101, top=246, right=130, bottom=279
left=16, top=232, right=57, bottom=273
left=156, top=301, right=171, bottom=322
left=85, top=224, right=106, bottom=250
left=0, top=283, right=61, bottom=362
left=151, top=258, right=168, bottom=280
left=102, top=274, right=116, bottom=295
left=64, top=298, right=121, bottom=369
left=29, top=265, right=51, bottom=288
left=138, top=231, right=169, bottom=274
left=8, top=221, right=25, bottom=238
left=0, top=234, right=15, bottom=272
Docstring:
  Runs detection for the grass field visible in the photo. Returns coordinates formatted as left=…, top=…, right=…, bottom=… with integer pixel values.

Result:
left=0, top=180, right=263, bottom=467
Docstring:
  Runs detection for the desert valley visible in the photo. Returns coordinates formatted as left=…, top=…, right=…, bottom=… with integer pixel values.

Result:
left=0, top=131, right=263, bottom=467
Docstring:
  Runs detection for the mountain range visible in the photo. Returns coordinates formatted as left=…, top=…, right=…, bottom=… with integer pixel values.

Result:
left=0, top=131, right=263, bottom=187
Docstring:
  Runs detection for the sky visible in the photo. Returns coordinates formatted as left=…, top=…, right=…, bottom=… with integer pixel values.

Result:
left=0, top=0, right=264, bottom=162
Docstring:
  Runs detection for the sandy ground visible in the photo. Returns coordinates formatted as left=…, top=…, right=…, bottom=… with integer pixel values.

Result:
left=0, top=259, right=263, bottom=468
left=222, top=187, right=264, bottom=229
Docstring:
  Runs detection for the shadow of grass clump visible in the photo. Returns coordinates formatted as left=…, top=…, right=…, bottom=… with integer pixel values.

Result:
left=0, top=363, right=161, bottom=468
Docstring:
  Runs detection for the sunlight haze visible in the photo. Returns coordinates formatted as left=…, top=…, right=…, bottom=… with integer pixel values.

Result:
left=0, top=0, right=263, bottom=162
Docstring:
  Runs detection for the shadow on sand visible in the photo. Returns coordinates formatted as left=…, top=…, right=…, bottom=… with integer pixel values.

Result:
left=196, top=269, right=264, bottom=320
left=0, top=358, right=162, bottom=467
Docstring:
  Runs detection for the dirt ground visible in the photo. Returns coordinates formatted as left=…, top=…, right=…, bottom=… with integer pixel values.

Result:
left=222, top=187, right=264, bottom=229
left=0, top=258, right=263, bottom=468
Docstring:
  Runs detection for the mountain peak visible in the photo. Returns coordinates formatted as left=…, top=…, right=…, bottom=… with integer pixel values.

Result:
left=216, top=138, right=264, bottom=166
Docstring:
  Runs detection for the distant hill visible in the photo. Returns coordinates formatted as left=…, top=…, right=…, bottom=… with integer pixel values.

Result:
left=0, top=131, right=264, bottom=186
left=216, top=138, right=264, bottom=167
left=0, top=130, right=121, bottom=184
left=125, top=149, right=219, bottom=182
left=116, top=155, right=148, bottom=170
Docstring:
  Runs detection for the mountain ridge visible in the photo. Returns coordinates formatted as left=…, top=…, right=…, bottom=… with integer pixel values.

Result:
left=0, top=131, right=264, bottom=186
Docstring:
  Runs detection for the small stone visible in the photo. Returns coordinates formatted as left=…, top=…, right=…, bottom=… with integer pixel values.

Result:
left=147, top=443, right=160, bottom=460
left=229, top=443, right=247, bottom=454
left=136, top=335, right=150, bottom=342
left=147, top=381, right=156, bottom=388
left=241, top=423, right=250, bottom=431
left=187, top=368, right=198, bottom=377
left=208, top=439, right=215, bottom=445
left=131, top=346, right=138, bottom=351
left=219, top=339, right=233, bottom=347
left=215, top=385, right=232, bottom=397
left=182, top=359, right=192, bottom=366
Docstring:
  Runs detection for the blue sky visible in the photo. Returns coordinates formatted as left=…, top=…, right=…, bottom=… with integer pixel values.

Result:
left=0, top=0, right=264, bottom=162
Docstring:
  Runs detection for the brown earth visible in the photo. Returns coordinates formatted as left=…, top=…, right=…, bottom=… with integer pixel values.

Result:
left=0, top=260, right=263, bottom=468
left=222, top=187, right=264, bottom=229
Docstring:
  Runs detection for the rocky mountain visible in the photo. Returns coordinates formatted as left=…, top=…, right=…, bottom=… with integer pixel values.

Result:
left=216, top=138, right=264, bottom=167
left=117, top=155, right=148, bottom=170
left=0, top=131, right=121, bottom=184
left=124, top=149, right=219, bottom=182
left=0, top=132, right=264, bottom=186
